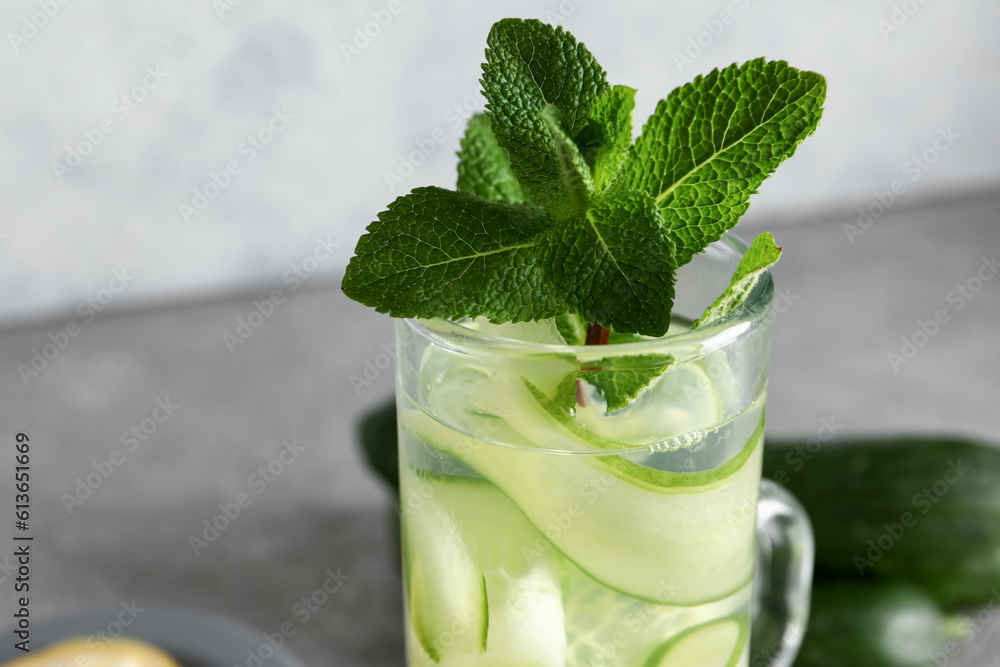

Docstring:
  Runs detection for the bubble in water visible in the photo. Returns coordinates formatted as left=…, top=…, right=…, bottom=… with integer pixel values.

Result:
left=645, top=429, right=708, bottom=454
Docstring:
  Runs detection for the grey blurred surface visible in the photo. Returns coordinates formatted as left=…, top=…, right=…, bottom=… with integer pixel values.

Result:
left=0, top=193, right=998, bottom=666
left=2, top=0, right=1000, bottom=321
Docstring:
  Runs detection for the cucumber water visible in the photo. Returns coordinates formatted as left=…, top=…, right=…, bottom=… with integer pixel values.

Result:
left=397, top=318, right=766, bottom=667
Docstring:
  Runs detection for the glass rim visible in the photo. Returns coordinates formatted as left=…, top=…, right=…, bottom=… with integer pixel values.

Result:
left=401, top=233, right=774, bottom=361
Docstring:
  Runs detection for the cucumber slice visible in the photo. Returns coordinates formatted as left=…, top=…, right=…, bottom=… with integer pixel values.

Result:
left=563, top=559, right=685, bottom=667
left=470, top=316, right=566, bottom=345
left=432, top=476, right=566, bottom=667
left=642, top=614, right=749, bottom=667
left=401, top=402, right=764, bottom=606
left=402, top=470, right=487, bottom=663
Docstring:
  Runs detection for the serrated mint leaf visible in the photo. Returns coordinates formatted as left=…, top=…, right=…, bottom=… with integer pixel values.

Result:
left=536, top=190, right=676, bottom=337
left=581, top=353, right=674, bottom=412
left=481, top=18, right=608, bottom=219
left=693, top=232, right=781, bottom=328
left=523, top=379, right=636, bottom=450
left=616, top=59, right=826, bottom=266
left=456, top=113, right=529, bottom=204
left=576, top=85, right=636, bottom=192
left=540, top=104, right=593, bottom=216
left=608, top=330, right=646, bottom=344
left=555, top=312, right=588, bottom=345
left=549, top=371, right=582, bottom=413
left=342, top=186, right=564, bottom=323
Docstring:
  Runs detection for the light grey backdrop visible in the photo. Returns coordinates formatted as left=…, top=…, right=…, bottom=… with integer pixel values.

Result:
left=1, top=0, right=998, bottom=321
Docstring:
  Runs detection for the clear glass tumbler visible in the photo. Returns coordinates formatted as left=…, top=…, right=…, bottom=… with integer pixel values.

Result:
left=394, top=233, right=812, bottom=667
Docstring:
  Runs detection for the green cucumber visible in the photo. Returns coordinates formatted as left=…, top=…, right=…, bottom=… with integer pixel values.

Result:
left=762, top=436, right=1000, bottom=608
left=401, top=469, right=487, bottom=662
left=642, top=614, right=748, bottom=667
left=425, top=474, right=566, bottom=667
left=793, top=580, right=948, bottom=667
left=400, top=399, right=764, bottom=606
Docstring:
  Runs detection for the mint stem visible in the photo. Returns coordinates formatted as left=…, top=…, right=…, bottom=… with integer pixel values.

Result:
left=585, top=321, right=610, bottom=345
left=577, top=321, right=609, bottom=408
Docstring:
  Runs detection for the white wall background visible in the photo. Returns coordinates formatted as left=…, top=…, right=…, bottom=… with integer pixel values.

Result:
left=1, top=0, right=998, bottom=322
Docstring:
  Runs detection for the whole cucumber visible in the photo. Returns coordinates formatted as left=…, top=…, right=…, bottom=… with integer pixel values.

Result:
left=793, top=580, right=948, bottom=667
left=763, top=437, right=1000, bottom=608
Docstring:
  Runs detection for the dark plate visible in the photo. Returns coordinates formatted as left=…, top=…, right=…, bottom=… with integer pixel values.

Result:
left=0, top=606, right=307, bottom=667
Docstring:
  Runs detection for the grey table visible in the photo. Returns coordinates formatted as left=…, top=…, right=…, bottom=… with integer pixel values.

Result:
left=1, top=192, right=998, bottom=666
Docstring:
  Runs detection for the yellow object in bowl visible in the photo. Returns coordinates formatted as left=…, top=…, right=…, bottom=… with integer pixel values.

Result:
left=2, top=638, right=179, bottom=667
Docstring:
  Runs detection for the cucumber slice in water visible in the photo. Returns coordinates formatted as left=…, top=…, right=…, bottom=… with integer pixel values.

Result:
left=402, top=468, right=565, bottom=666
left=402, top=470, right=488, bottom=663
left=401, top=401, right=764, bottom=606
left=642, top=615, right=749, bottom=667
left=432, top=475, right=566, bottom=667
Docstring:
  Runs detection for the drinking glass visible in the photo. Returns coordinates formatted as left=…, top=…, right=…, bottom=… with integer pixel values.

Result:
left=394, top=233, right=812, bottom=667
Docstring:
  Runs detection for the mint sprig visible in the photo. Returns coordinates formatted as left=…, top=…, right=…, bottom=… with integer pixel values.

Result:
left=580, top=353, right=674, bottom=412
left=481, top=19, right=608, bottom=219
left=579, top=85, right=637, bottom=191
left=342, top=187, right=562, bottom=322
left=343, top=18, right=826, bottom=345
left=536, top=190, right=675, bottom=336
left=615, top=59, right=826, bottom=266
left=456, top=113, right=528, bottom=204
left=693, top=232, right=782, bottom=328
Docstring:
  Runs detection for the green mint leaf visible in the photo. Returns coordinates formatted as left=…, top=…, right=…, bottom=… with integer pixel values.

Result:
left=540, top=104, right=593, bottom=216
left=481, top=18, right=608, bottom=219
left=456, top=112, right=529, bottom=204
left=536, top=190, right=676, bottom=336
left=608, top=330, right=645, bottom=344
left=342, top=186, right=564, bottom=323
left=549, top=371, right=582, bottom=413
left=554, top=313, right=588, bottom=345
left=576, top=85, right=637, bottom=191
left=693, top=232, right=781, bottom=328
left=616, top=59, right=826, bottom=266
left=580, top=353, right=674, bottom=412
